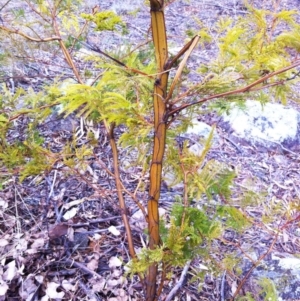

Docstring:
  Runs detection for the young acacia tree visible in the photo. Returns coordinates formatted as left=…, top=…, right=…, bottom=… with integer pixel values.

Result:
left=1, top=0, right=300, bottom=300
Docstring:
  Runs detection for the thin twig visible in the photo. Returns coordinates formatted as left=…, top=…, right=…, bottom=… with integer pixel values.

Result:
left=70, top=216, right=122, bottom=226
left=64, top=259, right=102, bottom=279
left=120, top=39, right=152, bottom=60
left=156, top=262, right=168, bottom=300
left=230, top=231, right=279, bottom=300
left=69, top=5, right=100, bottom=54
left=221, top=271, right=226, bottom=301
left=82, top=41, right=154, bottom=78
left=121, top=183, right=148, bottom=218
left=0, top=0, right=12, bottom=12
left=78, top=280, right=101, bottom=301
left=49, top=170, right=57, bottom=199
left=52, top=18, right=83, bottom=83
left=223, top=136, right=243, bottom=153
left=165, top=35, right=200, bottom=102
left=0, top=25, right=61, bottom=42
left=24, top=0, right=51, bottom=23
left=108, top=123, right=136, bottom=260
left=165, top=261, right=191, bottom=301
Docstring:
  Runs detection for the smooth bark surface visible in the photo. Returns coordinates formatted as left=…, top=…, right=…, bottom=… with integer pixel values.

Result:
left=146, top=0, right=169, bottom=300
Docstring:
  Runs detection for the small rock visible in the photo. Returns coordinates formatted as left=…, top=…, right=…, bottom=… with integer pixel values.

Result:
left=184, top=119, right=219, bottom=147
left=221, top=100, right=300, bottom=151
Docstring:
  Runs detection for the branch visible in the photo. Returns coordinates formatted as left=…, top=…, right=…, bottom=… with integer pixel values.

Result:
left=83, top=41, right=154, bottom=79
left=165, top=35, right=200, bottom=102
left=0, top=0, right=12, bottom=12
left=167, top=59, right=300, bottom=118
left=165, top=261, right=191, bottom=301
left=108, top=123, right=137, bottom=261
left=52, top=17, right=83, bottom=83
left=69, top=6, right=100, bottom=54
left=24, top=0, right=52, bottom=24
left=165, top=35, right=199, bottom=71
left=230, top=232, right=279, bottom=300
left=0, top=25, right=60, bottom=42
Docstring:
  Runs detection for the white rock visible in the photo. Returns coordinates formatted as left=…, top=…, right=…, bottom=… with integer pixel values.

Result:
left=131, top=209, right=165, bottom=230
left=222, top=100, right=300, bottom=149
left=108, top=226, right=121, bottom=236
left=131, top=210, right=147, bottom=230
left=185, top=119, right=219, bottom=146
left=273, top=255, right=300, bottom=271
left=108, top=256, right=122, bottom=269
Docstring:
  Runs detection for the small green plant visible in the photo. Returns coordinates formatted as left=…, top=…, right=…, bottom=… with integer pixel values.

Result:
left=258, top=278, right=278, bottom=301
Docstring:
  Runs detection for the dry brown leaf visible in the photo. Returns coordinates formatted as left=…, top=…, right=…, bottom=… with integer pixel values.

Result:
left=49, top=223, right=69, bottom=239
left=87, top=257, right=99, bottom=272
left=0, top=279, right=8, bottom=297
left=61, top=279, right=76, bottom=291
left=18, top=276, right=38, bottom=300
left=0, top=240, right=8, bottom=248
left=45, top=282, right=65, bottom=299
left=30, top=238, right=45, bottom=250
left=3, top=260, right=17, bottom=281
left=109, top=256, right=122, bottom=269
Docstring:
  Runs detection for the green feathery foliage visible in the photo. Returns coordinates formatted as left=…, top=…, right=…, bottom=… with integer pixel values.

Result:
left=257, top=278, right=278, bottom=301
left=81, top=11, right=125, bottom=32
left=236, top=292, right=256, bottom=301
left=192, top=4, right=300, bottom=108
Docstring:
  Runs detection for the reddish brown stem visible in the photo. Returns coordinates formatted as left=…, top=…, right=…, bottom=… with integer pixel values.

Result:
left=108, top=124, right=136, bottom=260
left=168, top=59, right=300, bottom=118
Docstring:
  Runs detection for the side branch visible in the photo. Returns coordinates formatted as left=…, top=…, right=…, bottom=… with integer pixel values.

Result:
left=168, top=59, right=300, bottom=118
left=165, top=35, right=200, bottom=102
left=108, top=124, right=137, bottom=261
left=83, top=42, right=154, bottom=78
left=0, top=25, right=61, bottom=42
left=51, top=16, right=83, bottom=83
left=165, top=35, right=199, bottom=70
